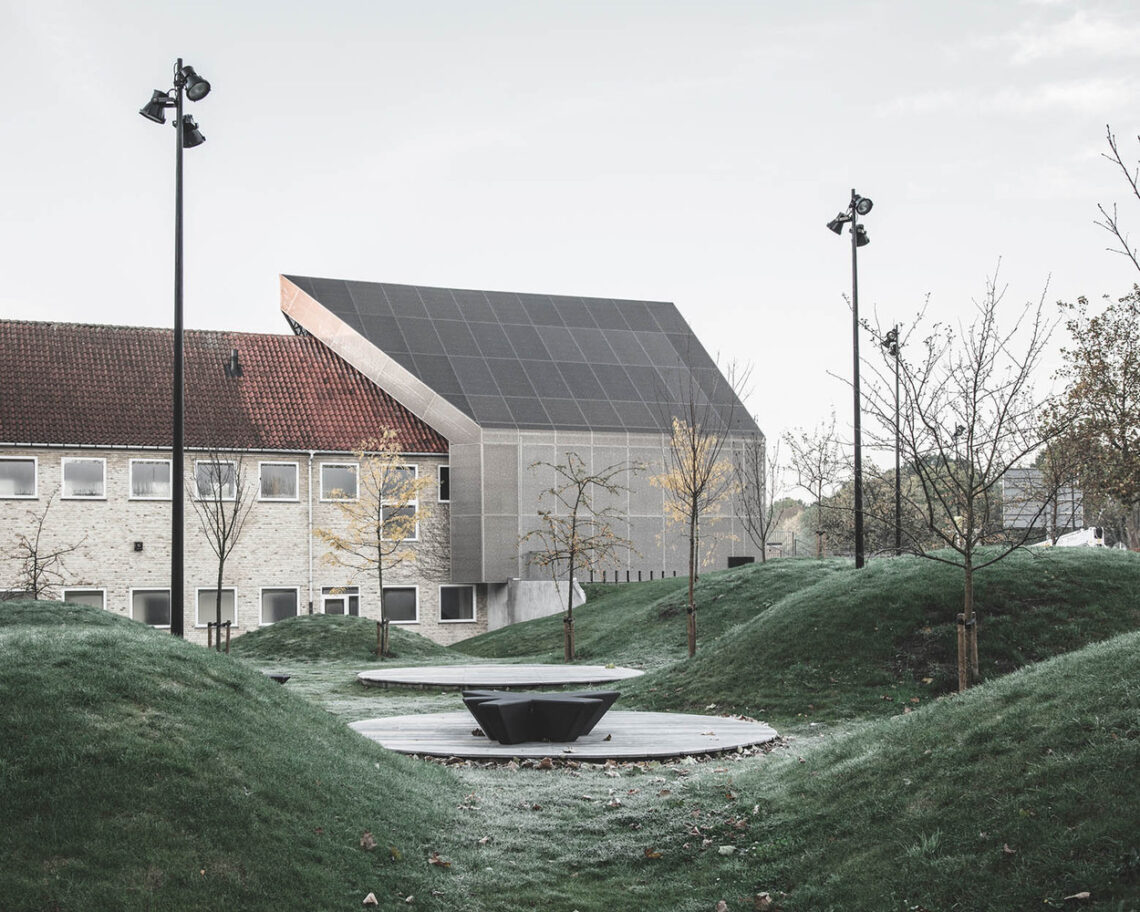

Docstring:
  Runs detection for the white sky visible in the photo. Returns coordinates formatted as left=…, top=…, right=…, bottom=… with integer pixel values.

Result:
left=2, top=0, right=1139, bottom=450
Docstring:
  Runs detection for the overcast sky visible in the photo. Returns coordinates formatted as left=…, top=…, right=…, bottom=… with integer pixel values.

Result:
left=2, top=0, right=1139, bottom=454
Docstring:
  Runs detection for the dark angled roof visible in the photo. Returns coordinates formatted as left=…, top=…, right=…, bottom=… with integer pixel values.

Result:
left=0, top=320, right=447, bottom=453
left=284, top=275, right=758, bottom=435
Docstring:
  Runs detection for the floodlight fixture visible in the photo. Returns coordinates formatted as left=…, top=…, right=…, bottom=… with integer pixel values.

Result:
left=181, top=115, right=205, bottom=148
left=181, top=65, right=211, bottom=102
left=826, top=214, right=849, bottom=234
left=854, top=195, right=874, bottom=216
left=139, top=90, right=171, bottom=124
left=855, top=224, right=870, bottom=247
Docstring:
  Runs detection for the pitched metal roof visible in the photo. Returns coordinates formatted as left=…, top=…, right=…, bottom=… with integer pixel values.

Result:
left=0, top=320, right=447, bottom=453
left=283, top=275, right=758, bottom=435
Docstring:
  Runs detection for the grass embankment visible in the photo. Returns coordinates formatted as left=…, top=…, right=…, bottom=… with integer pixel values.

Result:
left=0, top=601, right=459, bottom=911
left=454, top=559, right=848, bottom=668
left=231, top=612, right=454, bottom=663
left=442, top=631, right=1140, bottom=911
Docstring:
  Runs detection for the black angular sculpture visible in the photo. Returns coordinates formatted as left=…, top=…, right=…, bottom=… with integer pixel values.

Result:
left=462, top=689, right=620, bottom=744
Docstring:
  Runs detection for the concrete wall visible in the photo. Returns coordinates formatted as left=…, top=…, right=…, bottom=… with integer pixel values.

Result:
left=0, top=445, right=488, bottom=646
left=485, top=578, right=586, bottom=631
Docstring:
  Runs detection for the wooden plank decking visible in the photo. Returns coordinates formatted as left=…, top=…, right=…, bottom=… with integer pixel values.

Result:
left=349, top=710, right=778, bottom=760
left=357, top=663, right=645, bottom=690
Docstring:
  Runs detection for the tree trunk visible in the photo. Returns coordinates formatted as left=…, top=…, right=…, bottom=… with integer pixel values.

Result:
left=959, top=556, right=975, bottom=692
left=687, top=514, right=697, bottom=657
left=215, top=560, right=225, bottom=651
left=1128, top=502, right=1140, bottom=551
left=564, top=554, right=575, bottom=663
left=956, top=612, right=968, bottom=693
left=376, top=544, right=388, bottom=659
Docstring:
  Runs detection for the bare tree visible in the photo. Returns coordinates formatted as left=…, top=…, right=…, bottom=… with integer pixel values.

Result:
left=522, top=454, right=638, bottom=662
left=652, top=361, right=749, bottom=657
left=734, top=431, right=784, bottom=563
left=3, top=489, right=86, bottom=599
left=1095, top=125, right=1140, bottom=275
left=784, top=414, right=845, bottom=558
left=316, top=431, right=438, bottom=658
left=862, top=272, right=1063, bottom=691
left=188, top=449, right=255, bottom=650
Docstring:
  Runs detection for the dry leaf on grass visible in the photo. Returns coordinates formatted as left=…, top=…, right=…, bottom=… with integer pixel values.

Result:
left=427, top=852, right=451, bottom=868
left=644, top=847, right=663, bottom=859
left=1063, top=892, right=1091, bottom=901
left=362, top=893, right=378, bottom=907
left=359, top=831, right=377, bottom=852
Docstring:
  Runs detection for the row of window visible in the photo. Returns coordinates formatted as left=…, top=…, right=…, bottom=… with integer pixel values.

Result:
left=57, top=584, right=477, bottom=627
left=0, top=456, right=451, bottom=504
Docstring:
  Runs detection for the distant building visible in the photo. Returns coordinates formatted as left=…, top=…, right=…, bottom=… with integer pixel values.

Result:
left=1002, top=467, right=1083, bottom=538
left=0, top=277, right=763, bottom=643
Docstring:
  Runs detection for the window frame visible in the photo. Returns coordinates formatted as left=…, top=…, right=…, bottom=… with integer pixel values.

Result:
left=320, top=462, right=359, bottom=502
left=129, top=458, right=173, bottom=501
left=194, top=459, right=238, bottom=501
left=258, top=460, right=299, bottom=502
left=382, top=585, right=419, bottom=624
left=381, top=464, right=419, bottom=541
left=437, top=464, right=450, bottom=503
left=129, top=587, right=171, bottom=629
left=321, top=585, right=360, bottom=617
left=61, top=456, right=107, bottom=500
left=61, top=588, right=106, bottom=610
left=438, top=584, right=476, bottom=624
left=0, top=456, right=38, bottom=499
left=195, top=586, right=238, bottom=628
left=259, top=586, right=300, bottom=626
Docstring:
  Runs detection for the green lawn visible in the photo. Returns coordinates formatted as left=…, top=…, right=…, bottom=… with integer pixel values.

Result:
left=4, top=548, right=1140, bottom=911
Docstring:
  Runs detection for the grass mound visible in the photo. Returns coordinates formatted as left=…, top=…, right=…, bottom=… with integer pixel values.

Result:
left=0, top=601, right=458, bottom=911
left=624, top=548, right=1140, bottom=724
left=454, top=559, right=847, bottom=667
left=714, top=629, right=1140, bottom=910
left=231, top=612, right=454, bottom=662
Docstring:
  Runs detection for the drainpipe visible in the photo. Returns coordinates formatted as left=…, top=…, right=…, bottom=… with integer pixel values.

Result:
left=307, top=450, right=315, bottom=614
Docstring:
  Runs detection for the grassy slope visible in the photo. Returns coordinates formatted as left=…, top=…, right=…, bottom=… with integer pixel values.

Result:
left=0, top=602, right=459, bottom=912
left=230, top=612, right=455, bottom=663
left=624, top=548, right=1140, bottom=724
left=454, top=559, right=849, bottom=668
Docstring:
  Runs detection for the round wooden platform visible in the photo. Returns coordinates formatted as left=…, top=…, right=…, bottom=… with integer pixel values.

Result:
left=349, top=710, right=778, bottom=760
left=357, top=663, right=645, bottom=690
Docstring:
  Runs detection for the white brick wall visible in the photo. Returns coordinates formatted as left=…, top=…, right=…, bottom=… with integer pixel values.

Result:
left=0, top=446, right=488, bottom=646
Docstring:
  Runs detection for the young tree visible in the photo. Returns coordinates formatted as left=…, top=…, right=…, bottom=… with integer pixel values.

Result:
left=3, top=489, right=86, bottom=599
left=734, top=431, right=784, bottom=563
left=1054, top=289, right=1140, bottom=548
left=521, top=454, right=637, bottom=662
left=862, top=274, right=1063, bottom=691
left=188, top=450, right=255, bottom=650
left=784, top=414, right=845, bottom=558
left=316, top=431, right=436, bottom=657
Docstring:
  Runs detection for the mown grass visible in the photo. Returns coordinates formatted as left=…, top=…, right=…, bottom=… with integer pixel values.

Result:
left=455, top=559, right=847, bottom=668
left=0, top=601, right=460, bottom=911
left=433, top=631, right=1140, bottom=911
left=230, top=612, right=456, bottom=663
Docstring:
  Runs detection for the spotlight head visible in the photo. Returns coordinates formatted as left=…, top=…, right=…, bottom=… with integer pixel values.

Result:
left=180, top=115, right=206, bottom=148
left=139, top=89, right=170, bottom=124
left=181, top=65, right=211, bottom=102
left=826, top=214, right=848, bottom=235
left=854, top=195, right=873, bottom=216
left=855, top=224, right=870, bottom=247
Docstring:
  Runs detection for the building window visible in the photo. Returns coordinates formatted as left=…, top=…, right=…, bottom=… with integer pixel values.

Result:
left=382, top=587, right=418, bottom=623
left=195, top=460, right=237, bottom=500
left=381, top=505, right=418, bottom=541
left=130, top=459, right=172, bottom=499
left=260, top=587, right=299, bottom=625
left=196, top=588, right=236, bottom=627
left=439, top=585, right=475, bottom=623
left=62, top=458, right=106, bottom=499
left=322, top=586, right=359, bottom=616
left=62, top=588, right=105, bottom=610
left=320, top=463, right=358, bottom=501
left=131, top=589, right=171, bottom=627
left=0, top=457, right=37, bottom=498
left=382, top=465, right=418, bottom=540
left=259, top=462, right=298, bottom=501
left=438, top=465, right=450, bottom=502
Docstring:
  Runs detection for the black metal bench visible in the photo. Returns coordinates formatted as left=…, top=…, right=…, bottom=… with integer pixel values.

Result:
left=462, top=689, right=620, bottom=744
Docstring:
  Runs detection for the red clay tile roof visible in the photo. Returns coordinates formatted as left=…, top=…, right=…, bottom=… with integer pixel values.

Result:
left=0, top=320, right=447, bottom=453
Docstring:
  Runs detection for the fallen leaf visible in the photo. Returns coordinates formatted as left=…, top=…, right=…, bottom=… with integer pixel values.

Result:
left=716, top=901, right=729, bottom=912
left=404, top=896, right=414, bottom=904
left=607, top=798, right=623, bottom=808
left=538, top=757, right=553, bottom=770
left=531, top=803, right=543, bottom=811
left=1002, top=844, right=1017, bottom=855
left=604, top=733, right=613, bottom=741
left=718, top=845, right=735, bottom=855
left=431, top=890, right=445, bottom=898
left=1063, top=892, right=1091, bottom=901
left=360, top=831, right=377, bottom=852
left=388, top=846, right=402, bottom=861
left=644, top=847, right=663, bottom=859
left=477, top=836, right=491, bottom=845
left=471, top=728, right=485, bottom=737
left=362, top=894, right=378, bottom=907
left=754, top=893, right=774, bottom=911
left=428, top=852, right=451, bottom=868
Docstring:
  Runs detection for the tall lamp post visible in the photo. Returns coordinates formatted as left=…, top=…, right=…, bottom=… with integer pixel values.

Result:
left=882, top=325, right=901, bottom=555
left=827, top=190, right=873, bottom=569
left=140, top=59, right=211, bottom=637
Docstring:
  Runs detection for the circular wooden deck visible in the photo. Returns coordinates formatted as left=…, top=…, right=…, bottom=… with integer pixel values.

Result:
left=349, top=710, right=778, bottom=760
left=357, top=663, right=645, bottom=690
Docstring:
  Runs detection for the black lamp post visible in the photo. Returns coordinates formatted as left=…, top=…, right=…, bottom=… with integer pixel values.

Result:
left=827, top=189, right=873, bottom=569
left=140, top=59, right=211, bottom=637
left=882, top=325, right=901, bottom=555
